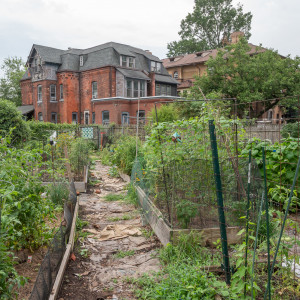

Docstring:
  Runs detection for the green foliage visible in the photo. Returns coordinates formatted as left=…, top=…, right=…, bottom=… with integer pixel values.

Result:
left=241, top=137, right=300, bottom=210
left=0, top=135, right=55, bottom=250
left=167, top=0, right=252, bottom=56
left=176, top=200, right=199, bottom=228
left=69, top=138, right=91, bottom=176
left=0, top=56, right=25, bottom=106
left=112, top=136, right=143, bottom=175
left=99, top=147, right=113, bottom=166
left=27, top=121, right=78, bottom=141
left=104, top=193, right=123, bottom=202
left=47, top=182, right=69, bottom=206
left=150, top=103, right=179, bottom=123
left=0, top=239, right=26, bottom=298
left=134, top=232, right=233, bottom=299
left=193, top=38, right=300, bottom=116
left=281, top=122, right=300, bottom=139
left=108, top=165, right=119, bottom=178
left=0, top=99, right=30, bottom=144
left=124, top=183, right=139, bottom=207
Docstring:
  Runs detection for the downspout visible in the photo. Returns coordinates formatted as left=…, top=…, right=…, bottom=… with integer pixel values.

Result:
left=109, top=66, right=112, bottom=97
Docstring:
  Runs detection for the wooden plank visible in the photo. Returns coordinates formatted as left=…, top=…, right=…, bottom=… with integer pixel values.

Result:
left=74, top=182, right=86, bottom=192
left=171, top=227, right=242, bottom=247
left=136, top=186, right=171, bottom=246
left=69, top=200, right=79, bottom=251
left=49, top=244, right=71, bottom=300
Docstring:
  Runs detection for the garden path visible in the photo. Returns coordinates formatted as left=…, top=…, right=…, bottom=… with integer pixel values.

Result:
left=58, top=161, right=160, bottom=300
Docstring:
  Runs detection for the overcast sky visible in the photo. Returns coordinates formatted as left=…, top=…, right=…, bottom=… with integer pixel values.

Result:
left=0, top=0, right=299, bottom=75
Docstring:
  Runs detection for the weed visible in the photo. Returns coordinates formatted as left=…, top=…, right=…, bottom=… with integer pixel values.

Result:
left=141, top=228, right=154, bottom=239
left=113, top=250, right=135, bottom=259
left=79, top=248, right=89, bottom=258
left=124, top=183, right=138, bottom=207
left=108, top=165, right=119, bottom=178
left=108, top=214, right=133, bottom=222
left=47, top=181, right=69, bottom=206
left=104, top=193, right=123, bottom=202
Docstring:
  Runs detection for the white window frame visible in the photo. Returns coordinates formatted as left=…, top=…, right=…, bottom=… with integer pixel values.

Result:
left=120, top=55, right=135, bottom=68
left=173, top=71, right=178, bottom=79
left=50, top=84, right=56, bottom=101
left=151, top=61, right=162, bottom=72
left=92, top=81, right=98, bottom=99
left=84, top=111, right=89, bottom=125
left=37, top=85, right=42, bottom=102
left=80, top=56, right=83, bottom=67
left=38, top=112, right=43, bottom=122
left=126, top=79, right=145, bottom=98
left=121, top=112, right=129, bottom=125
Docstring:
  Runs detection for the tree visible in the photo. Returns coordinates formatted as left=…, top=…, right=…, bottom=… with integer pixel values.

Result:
left=0, top=99, right=30, bottom=144
left=167, top=0, right=252, bottom=57
left=0, top=57, right=25, bottom=106
left=191, top=38, right=300, bottom=117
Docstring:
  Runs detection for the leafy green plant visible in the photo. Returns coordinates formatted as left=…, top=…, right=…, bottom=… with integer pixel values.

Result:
left=108, top=214, right=132, bottom=222
left=47, top=181, right=69, bottom=206
left=175, top=200, right=199, bottom=229
left=124, top=183, right=139, bottom=207
left=108, top=165, right=119, bottom=178
left=99, top=147, right=113, bottom=166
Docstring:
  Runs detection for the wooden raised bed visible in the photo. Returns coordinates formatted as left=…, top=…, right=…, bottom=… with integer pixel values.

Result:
left=135, top=186, right=242, bottom=246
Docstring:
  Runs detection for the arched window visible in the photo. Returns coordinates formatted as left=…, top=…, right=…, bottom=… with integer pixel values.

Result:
left=173, top=71, right=178, bottom=79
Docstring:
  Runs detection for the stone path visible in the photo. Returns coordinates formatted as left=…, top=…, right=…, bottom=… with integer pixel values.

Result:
left=58, top=161, right=160, bottom=300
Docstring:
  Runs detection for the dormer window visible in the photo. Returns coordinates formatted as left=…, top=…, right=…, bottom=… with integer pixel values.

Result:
left=151, top=61, right=162, bottom=73
left=80, top=56, right=83, bottom=67
left=120, top=55, right=135, bottom=68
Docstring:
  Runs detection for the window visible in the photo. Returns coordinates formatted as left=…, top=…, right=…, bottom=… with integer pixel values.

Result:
left=84, top=111, right=89, bottom=125
left=92, top=112, right=95, bottom=124
left=129, top=57, right=134, bottom=68
left=140, top=81, right=145, bottom=97
left=60, top=84, right=63, bottom=100
left=126, top=79, right=145, bottom=98
left=50, top=85, right=56, bottom=101
left=80, top=56, right=83, bottom=67
left=38, top=112, right=43, bottom=122
left=155, top=83, right=172, bottom=96
left=122, top=112, right=129, bottom=125
left=72, top=112, right=78, bottom=124
left=133, top=80, right=139, bottom=98
left=37, top=85, right=42, bottom=102
left=268, top=110, right=273, bottom=120
left=102, top=111, right=109, bottom=125
left=51, top=112, right=57, bottom=124
left=92, top=82, right=98, bottom=99
left=137, top=110, right=145, bottom=123
left=126, top=80, right=132, bottom=97
left=173, top=71, right=178, bottom=79
left=151, top=61, right=162, bottom=72
left=120, top=55, right=135, bottom=68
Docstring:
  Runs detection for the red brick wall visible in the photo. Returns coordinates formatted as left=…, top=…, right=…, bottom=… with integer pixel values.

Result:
left=80, top=67, right=116, bottom=124
left=20, top=79, right=33, bottom=105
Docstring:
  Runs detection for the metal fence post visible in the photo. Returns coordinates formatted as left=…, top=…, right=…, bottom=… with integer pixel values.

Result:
left=209, top=120, right=231, bottom=285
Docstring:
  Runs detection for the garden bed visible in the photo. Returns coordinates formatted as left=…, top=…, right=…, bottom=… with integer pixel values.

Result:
left=135, top=186, right=242, bottom=246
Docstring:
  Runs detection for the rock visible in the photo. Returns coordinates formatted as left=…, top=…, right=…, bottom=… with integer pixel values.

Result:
left=95, top=189, right=101, bottom=194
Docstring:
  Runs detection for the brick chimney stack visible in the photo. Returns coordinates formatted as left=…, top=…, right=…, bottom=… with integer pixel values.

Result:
left=230, top=31, right=245, bottom=44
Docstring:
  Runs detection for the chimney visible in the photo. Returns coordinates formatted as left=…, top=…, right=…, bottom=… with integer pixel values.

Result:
left=145, top=50, right=152, bottom=55
left=230, top=31, right=245, bottom=44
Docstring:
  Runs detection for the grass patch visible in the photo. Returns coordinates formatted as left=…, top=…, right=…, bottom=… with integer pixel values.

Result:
left=124, top=183, right=138, bottom=207
left=89, top=179, right=101, bottom=186
left=113, top=250, right=135, bottom=259
left=104, top=193, right=123, bottom=202
left=108, top=214, right=133, bottom=222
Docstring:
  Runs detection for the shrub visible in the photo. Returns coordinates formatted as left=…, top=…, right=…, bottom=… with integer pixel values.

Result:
left=69, top=138, right=91, bottom=176
left=47, top=182, right=69, bottom=206
left=150, top=103, right=179, bottom=123
left=0, top=99, right=30, bottom=144
left=112, top=136, right=143, bottom=175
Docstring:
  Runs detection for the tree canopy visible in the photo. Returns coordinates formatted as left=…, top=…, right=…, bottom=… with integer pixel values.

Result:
left=167, top=0, right=252, bottom=57
left=189, top=38, right=300, bottom=117
left=0, top=57, right=25, bottom=106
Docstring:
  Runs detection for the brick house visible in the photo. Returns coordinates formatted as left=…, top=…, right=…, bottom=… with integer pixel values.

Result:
left=20, top=42, right=179, bottom=124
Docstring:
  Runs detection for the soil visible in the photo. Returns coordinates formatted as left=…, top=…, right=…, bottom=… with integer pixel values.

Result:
left=58, top=161, right=161, bottom=300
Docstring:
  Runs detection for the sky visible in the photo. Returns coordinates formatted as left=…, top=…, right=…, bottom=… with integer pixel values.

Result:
left=0, top=0, right=299, bottom=75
